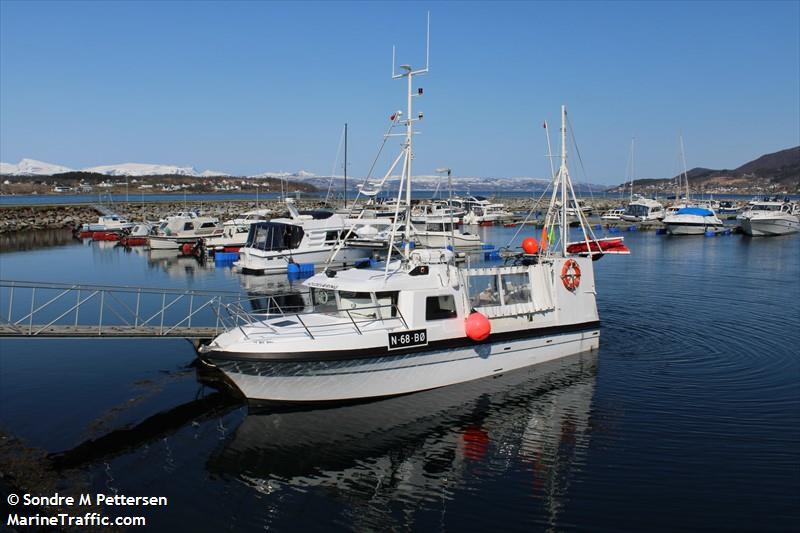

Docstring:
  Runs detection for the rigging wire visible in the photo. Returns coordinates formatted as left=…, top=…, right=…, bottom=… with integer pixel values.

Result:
left=324, top=125, right=347, bottom=206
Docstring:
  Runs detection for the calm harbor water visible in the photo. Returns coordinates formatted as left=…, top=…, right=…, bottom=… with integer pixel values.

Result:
left=0, top=227, right=798, bottom=531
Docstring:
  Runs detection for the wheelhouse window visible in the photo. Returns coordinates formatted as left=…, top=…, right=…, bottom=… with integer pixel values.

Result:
left=183, top=222, right=194, bottom=231
left=469, top=275, right=500, bottom=307
left=501, top=273, right=531, bottom=304
left=339, top=291, right=377, bottom=319
left=246, top=222, right=304, bottom=251
left=200, top=222, right=217, bottom=229
left=375, top=291, right=398, bottom=318
left=426, top=295, right=457, bottom=320
left=310, top=288, right=338, bottom=315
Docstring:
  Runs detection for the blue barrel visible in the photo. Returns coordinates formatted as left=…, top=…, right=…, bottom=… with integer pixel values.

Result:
left=287, top=263, right=300, bottom=274
left=214, top=252, right=238, bottom=262
left=482, top=244, right=495, bottom=250
left=299, top=263, right=315, bottom=273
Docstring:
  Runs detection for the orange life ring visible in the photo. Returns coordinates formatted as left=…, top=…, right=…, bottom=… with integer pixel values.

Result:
left=561, top=259, right=581, bottom=291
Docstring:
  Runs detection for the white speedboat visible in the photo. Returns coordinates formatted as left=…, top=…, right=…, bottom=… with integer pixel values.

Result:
left=199, top=48, right=608, bottom=403
left=85, top=214, right=135, bottom=232
left=738, top=201, right=799, bottom=236
left=410, top=213, right=482, bottom=249
left=149, top=215, right=223, bottom=250
left=233, top=200, right=375, bottom=274
left=663, top=206, right=724, bottom=235
left=462, top=201, right=514, bottom=225
left=600, top=209, right=625, bottom=221
left=621, top=196, right=664, bottom=222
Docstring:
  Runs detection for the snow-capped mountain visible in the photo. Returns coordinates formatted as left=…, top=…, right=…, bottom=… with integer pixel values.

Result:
left=251, top=170, right=316, bottom=179
left=0, top=158, right=74, bottom=176
left=83, top=163, right=200, bottom=177
left=0, top=159, right=234, bottom=177
left=200, top=169, right=231, bottom=177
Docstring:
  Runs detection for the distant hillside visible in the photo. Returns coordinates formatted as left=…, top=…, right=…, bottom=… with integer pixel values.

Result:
left=609, top=146, right=800, bottom=194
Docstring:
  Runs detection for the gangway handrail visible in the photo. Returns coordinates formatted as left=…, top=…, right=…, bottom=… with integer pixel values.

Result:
left=0, top=279, right=242, bottom=297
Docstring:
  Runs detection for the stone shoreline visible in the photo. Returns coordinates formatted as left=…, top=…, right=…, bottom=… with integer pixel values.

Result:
left=0, top=197, right=627, bottom=234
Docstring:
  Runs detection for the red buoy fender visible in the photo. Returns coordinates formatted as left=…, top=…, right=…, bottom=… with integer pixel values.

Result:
left=181, top=243, right=193, bottom=255
left=522, top=237, right=539, bottom=255
left=465, top=312, right=491, bottom=341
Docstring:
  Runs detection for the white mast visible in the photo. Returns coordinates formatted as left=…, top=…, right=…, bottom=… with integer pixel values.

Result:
left=560, top=105, right=568, bottom=256
left=392, top=12, right=430, bottom=262
left=679, top=134, right=690, bottom=202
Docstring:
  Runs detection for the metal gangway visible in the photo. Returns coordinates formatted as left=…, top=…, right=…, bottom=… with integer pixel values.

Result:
left=0, top=280, right=409, bottom=342
left=0, top=280, right=273, bottom=339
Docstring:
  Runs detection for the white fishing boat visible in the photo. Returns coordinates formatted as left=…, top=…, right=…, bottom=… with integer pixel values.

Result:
left=149, top=215, right=223, bottom=250
left=199, top=36, right=610, bottom=403
left=738, top=200, right=799, bottom=236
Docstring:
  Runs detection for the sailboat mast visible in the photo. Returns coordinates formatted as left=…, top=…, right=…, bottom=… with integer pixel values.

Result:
left=630, top=137, right=635, bottom=202
left=679, top=134, right=689, bottom=202
left=344, top=123, right=348, bottom=209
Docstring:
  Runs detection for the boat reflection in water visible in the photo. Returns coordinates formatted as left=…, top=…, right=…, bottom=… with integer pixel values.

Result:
left=206, top=351, right=597, bottom=529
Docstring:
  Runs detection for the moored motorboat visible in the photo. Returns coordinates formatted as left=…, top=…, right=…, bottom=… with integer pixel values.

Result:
left=233, top=200, right=377, bottom=274
left=149, top=215, right=224, bottom=250
left=663, top=206, right=724, bottom=235
left=738, top=200, right=799, bottom=236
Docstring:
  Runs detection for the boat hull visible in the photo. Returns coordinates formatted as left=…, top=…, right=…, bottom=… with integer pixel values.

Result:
left=234, top=246, right=372, bottom=274
left=148, top=236, right=201, bottom=249
left=740, top=217, right=800, bottom=236
left=413, top=232, right=482, bottom=249
left=204, top=326, right=600, bottom=402
left=664, top=222, right=724, bottom=235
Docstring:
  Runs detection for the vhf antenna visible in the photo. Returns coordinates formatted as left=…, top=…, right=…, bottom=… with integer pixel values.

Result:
left=392, top=11, right=430, bottom=78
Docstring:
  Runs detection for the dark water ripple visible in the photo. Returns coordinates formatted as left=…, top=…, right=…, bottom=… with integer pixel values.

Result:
left=0, top=228, right=798, bottom=531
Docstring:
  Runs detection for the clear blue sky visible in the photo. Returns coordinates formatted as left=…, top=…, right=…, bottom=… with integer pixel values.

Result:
left=1, top=1, right=798, bottom=184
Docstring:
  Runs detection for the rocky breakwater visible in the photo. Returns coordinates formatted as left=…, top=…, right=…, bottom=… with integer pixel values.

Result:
left=114, top=200, right=299, bottom=223
left=0, top=204, right=102, bottom=234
